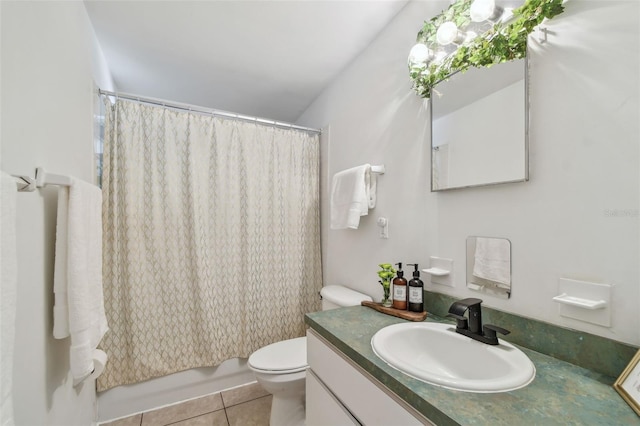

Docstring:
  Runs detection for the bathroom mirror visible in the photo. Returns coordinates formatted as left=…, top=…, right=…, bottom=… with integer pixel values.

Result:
left=466, top=237, right=511, bottom=299
left=431, top=59, right=528, bottom=191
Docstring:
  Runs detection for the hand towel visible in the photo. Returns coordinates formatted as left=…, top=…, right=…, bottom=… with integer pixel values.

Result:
left=53, top=177, right=109, bottom=385
left=330, top=164, right=376, bottom=230
left=53, top=186, right=70, bottom=339
left=1, top=172, right=17, bottom=425
left=472, top=237, right=510, bottom=287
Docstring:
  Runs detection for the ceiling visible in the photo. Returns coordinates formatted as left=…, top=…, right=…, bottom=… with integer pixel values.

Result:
left=84, top=0, right=409, bottom=123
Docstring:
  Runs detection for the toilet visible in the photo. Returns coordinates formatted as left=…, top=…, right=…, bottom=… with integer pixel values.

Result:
left=248, top=285, right=372, bottom=426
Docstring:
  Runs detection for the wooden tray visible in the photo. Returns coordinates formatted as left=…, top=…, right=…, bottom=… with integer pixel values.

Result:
left=361, top=301, right=427, bottom=321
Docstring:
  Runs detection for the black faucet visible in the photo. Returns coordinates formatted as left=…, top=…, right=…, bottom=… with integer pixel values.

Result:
left=446, top=298, right=510, bottom=345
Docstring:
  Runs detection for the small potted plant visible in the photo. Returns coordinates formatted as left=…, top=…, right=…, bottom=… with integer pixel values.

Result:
left=377, top=263, right=396, bottom=307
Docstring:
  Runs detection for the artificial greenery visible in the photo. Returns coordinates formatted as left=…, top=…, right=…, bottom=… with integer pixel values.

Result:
left=377, top=263, right=396, bottom=306
left=409, top=0, right=565, bottom=98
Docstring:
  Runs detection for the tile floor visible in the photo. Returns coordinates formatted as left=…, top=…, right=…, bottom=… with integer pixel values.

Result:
left=100, top=382, right=272, bottom=426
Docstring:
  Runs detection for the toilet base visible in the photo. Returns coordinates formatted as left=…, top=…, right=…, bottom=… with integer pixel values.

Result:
left=269, top=391, right=306, bottom=426
left=252, top=369, right=306, bottom=426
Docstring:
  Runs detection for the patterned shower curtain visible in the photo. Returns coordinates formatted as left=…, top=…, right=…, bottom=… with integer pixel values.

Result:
left=97, top=99, right=322, bottom=391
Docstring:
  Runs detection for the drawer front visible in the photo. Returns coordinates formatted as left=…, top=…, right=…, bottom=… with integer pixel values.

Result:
left=306, top=369, right=360, bottom=426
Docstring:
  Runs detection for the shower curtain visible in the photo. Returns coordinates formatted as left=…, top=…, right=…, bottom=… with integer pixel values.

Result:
left=97, top=99, right=322, bottom=391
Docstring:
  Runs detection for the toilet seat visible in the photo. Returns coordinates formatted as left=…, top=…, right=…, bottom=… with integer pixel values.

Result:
left=248, top=336, right=307, bottom=374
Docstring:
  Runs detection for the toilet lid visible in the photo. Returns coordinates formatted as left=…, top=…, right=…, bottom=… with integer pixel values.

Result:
left=248, top=336, right=307, bottom=372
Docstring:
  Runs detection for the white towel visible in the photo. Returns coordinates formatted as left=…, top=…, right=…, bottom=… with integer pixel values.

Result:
left=53, top=177, right=109, bottom=385
left=53, top=186, right=70, bottom=339
left=1, top=172, right=18, bottom=425
left=472, top=237, right=511, bottom=287
left=330, top=164, right=376, bottom=230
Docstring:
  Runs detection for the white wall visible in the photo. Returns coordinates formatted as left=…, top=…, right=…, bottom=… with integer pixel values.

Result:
left=298, top=0, right=639, bottom=346
left=298, top=0, right=439, bottom=310
left=0, top=2, right=113, bottom=424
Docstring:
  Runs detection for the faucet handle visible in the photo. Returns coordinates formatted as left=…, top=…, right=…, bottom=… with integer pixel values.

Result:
left=483, top=324, right=510, bottom=345
left=446, top=313, right=468, bottom=330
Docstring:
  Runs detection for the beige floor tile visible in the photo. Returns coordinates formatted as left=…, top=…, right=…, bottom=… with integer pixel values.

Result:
left=142, top=393, right=224, bottom=426
left=225, top=395, right=272, bottom=426
left=100, top=413, right=142, bottom=426
left=168, top=410, right=228, bottom=426
left=221, top=382, right=270, bottom=407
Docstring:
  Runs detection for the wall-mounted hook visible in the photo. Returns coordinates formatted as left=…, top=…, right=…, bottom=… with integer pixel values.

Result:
left=538, top=26, right=549, bottom=44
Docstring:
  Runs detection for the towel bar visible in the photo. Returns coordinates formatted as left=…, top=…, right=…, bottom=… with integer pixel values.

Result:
left=371, top=165, right=385, bottom=174
left=11, top=174, right=36, bottom=192
left=11, top=167, right=72, bottom=192
left=36, top=167, right=72, bottom=188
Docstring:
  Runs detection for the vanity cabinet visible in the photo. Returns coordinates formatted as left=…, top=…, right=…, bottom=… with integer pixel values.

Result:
left=306, top=329, right=432, bottom=426
left=306, top=370, right=359, bottom=425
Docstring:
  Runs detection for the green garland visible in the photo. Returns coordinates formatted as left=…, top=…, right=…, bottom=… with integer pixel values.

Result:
left=409, top=0, right=564, bottom=98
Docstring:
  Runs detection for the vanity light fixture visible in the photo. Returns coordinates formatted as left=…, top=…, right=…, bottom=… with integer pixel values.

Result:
left=463, top=31, right=479, bottom=45
left=408, top=43, right=433, bottom=66
left=436, top=21, right=465, bottom=45
left=408, top=0, right=565, bottom=99
left=470, top=0, right=504, bottom=23
left=499, top=7, right=515, bottom=23
left=432, top=50, right=448, bottom=65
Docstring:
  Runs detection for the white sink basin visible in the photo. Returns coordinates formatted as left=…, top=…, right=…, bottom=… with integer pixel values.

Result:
left=371, top=322, right=535, bottom=393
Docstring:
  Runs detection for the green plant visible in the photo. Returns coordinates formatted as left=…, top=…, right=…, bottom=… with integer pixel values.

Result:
left=377, top=263, right=396, bottom=305
left=409, top=0, right=564, bottom=98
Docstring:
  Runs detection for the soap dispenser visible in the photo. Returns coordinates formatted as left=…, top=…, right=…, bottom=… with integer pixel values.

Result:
left=407, top=264, right=424, bottom=313
left=392, top=263, right=407, bottom=310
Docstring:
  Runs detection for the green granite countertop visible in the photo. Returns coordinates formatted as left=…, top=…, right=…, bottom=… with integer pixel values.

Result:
left=305, top=306, right=639, bottom=425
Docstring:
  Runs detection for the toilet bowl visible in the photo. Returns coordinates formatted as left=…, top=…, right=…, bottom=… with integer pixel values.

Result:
left=248, top=285, right=372, bottom=426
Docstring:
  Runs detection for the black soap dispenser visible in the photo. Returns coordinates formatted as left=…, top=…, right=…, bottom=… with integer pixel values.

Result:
left=407, top=264, right=424, bottom=313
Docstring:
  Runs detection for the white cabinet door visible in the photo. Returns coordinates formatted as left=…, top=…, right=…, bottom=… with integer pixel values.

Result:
left=307, top=330, right=431, bottom=426
left=306, top=369, right=360, bottom=426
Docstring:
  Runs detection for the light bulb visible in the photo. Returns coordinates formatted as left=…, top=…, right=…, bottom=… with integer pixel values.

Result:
left=408, top=43, right=432, bottom=65
left=470, top=0, right=494, bottom=22
left=470, top=0, right=504, bottom=22
left=436, top=21, right=460, bottom=46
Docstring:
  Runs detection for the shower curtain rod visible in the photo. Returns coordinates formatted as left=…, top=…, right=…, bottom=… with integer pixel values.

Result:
left=98, top=89, right=321, bottom=135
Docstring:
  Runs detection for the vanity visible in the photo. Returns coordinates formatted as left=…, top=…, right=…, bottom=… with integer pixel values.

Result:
left=305, top=306, right=638, bottom=425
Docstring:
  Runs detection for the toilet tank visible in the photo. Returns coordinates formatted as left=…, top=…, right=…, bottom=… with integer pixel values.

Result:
left=320, top=285, right=372, bottom=310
